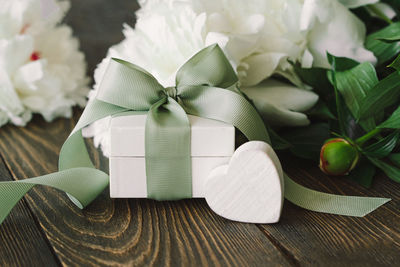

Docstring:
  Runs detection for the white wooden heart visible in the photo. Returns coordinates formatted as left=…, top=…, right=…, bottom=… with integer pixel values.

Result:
left=204, top=141, right=284, bottom=223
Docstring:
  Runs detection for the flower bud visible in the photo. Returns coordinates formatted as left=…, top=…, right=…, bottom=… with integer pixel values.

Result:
left=319, top=138, right=359, bottom=176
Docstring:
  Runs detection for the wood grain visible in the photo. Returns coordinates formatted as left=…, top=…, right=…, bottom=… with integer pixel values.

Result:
left=0, top=111, right=290, bottom=266
left=259, top=154, right=400, bottom=266
left=0, top=150, right=59, bottom=267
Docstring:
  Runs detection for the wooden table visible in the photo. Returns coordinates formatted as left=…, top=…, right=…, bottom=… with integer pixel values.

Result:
left=1, top=1, right=399, bottom=266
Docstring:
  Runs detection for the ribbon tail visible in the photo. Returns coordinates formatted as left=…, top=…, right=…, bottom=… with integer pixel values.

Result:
left=0, top=182, right=33, bottom=224
left=0, top=99, right=128, bottom=224
left=56, top=98, right=128, bottom=207
left=0, top=168, right=109, bottom=224
left=284, top=174, right=390, bottom=217
left=59, top=99, right=128, bottom=170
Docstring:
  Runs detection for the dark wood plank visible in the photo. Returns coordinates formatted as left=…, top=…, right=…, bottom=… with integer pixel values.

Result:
left=259, top=154, right=400, bottom=266
left=0, top=111, right=291, bottom=266
left=0, top=152, right=59, bottom=267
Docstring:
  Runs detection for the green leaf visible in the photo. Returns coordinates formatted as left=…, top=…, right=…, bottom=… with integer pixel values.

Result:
left=377, top=36, right=400, bottom=43
left=382, top=0, right=400, bottom=13
left=331, top=60, right=379, bottom=132
left=326, top=55, right=381, bottom=135
left=269, top=127, right=292, bottom=150
left=365, top=4, right=394, bottom=25
left=332, top=92, right=370, bottom=139
left=293, top=65, right=332, bottom=98
left=327, top=54, right=360, bottom=71
left=366, top=22, right=400, bottom=65
left=362, top=131, right=399, bottom=158
left=282, top=123, right=330, bottom=161
left=378, top=105, right=400, bottom=128
left=347, top=160, right=376, bottom=188
left=368, top=157, right=400, bottom=183
left=389, top=153, right=400, bottom=167
left=327, top=54, right=349, bottom=135
left=340, top=103, right=366, bottom=139
left=306, top=100, right=336, bottom=120
left=358, top=72, right=400, bottom=120
left=335, top=62, right=378, bottom=119
left=388, top=54, right=400, bottom=71
left=294, top=66, right=338, bottom=120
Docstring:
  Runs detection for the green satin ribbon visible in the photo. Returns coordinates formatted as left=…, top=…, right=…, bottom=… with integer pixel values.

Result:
left=0, top=44, right=390, bottom=224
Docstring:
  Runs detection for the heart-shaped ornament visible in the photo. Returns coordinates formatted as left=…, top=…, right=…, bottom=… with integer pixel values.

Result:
left=205, top=141, right=284, bottom=223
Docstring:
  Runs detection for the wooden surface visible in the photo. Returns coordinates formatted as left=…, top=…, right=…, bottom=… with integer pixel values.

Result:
left=1, top=0, right=400, bottom=266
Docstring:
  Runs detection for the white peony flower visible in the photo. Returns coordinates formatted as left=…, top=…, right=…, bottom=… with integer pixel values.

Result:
left=0, top=0, right=89, bottom=127
left=83, top=0, right=377, bottom=157
left=300, top=0, right=376, bottom=68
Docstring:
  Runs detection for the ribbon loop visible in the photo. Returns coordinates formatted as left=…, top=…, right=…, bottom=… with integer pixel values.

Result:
left=176, top=44, right=238, bottom=88
left=96, top=58, right=165, bottom=110
left=178, top=85, right=270, bottom=143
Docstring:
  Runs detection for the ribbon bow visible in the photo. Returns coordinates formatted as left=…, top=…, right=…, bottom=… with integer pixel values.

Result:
left=0, top=45, right=390, bottom=224
left=96, top=45, right=269, bottom=200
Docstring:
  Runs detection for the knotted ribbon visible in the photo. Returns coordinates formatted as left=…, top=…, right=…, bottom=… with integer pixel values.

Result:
left=0, top=45, right=390, bottom=224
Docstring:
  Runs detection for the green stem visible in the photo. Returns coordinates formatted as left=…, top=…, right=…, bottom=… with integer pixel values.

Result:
left=329, top=56, right=346, bottom=136
left=366, top=5, right=393, bottom=25
left=355, top=128, right=383, bottom=146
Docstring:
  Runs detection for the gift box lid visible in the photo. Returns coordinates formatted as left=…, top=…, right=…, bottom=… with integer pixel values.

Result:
left=110, top=113, right=235, bottom=157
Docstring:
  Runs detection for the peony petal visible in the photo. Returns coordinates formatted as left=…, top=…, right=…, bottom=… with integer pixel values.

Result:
left=367, top=3, right=397, bottom=20
left=302, top=0, right=377, bottom=68
left=39, top=0, right=61, bottom=20
left=243, top=79, right=319, bottom=111
left=225, top=34, right=260, bottom=63
left=0, top=69, right=24, bottom=114
left=257, top=102, right=311, bottom=127
left=241, top=79, right=319, bottom=127
left=0, top=69, right=31, bottom=126
left=274, top=68, right=311, bottom=89
left=300, top=0, right=331, bottom=31
left=239, top=14, right=265, bottom=34
left=6, top=110, right=32, bottom=127
left=205, top=32, right=229, bottom=49
left=239, top=52, right=286, bottom=86
left=20, top=95, right=47, bottom=111
left=207, top=13, right=232, bottom=33
left=13, top=60, right=45, bottom=92
left=301, top=48, right=314, bottom=68
left=338, top=0, right=378, bottom=8
left=0, top=35, right=33, bottom=75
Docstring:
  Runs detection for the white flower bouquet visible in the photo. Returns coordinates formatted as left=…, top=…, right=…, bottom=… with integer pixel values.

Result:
left=83, top=0, right=391, bottom=157
left=0, top=0, right=89, bottom=127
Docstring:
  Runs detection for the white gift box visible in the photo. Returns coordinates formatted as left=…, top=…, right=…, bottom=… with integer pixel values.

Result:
left=109, top=114, right=235, bottom=198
